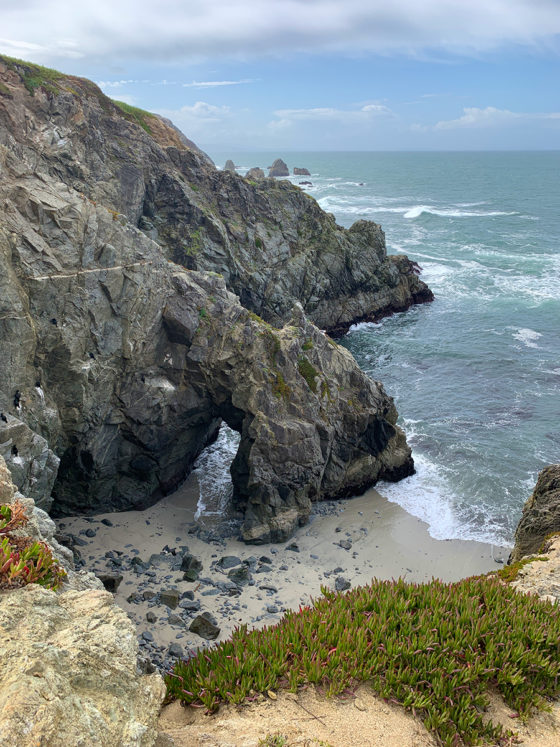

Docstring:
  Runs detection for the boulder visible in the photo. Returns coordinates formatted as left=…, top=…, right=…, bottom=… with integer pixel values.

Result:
left=293, top=167, right=311, bottom=175
left=189, top=613, right=220, bottom=640
left=509, top=465, right=560, bottom=563
left=245, top=167, right=265, bottom=180
left=223, top=159, right=236, bottom=172
left=268, top=158, right=290, bottom=177
left=0, top=585, right=165, bottom=746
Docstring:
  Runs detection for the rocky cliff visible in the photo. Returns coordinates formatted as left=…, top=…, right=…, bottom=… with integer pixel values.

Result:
left=0, top=457, right=165, bottom=746
left=509, top=464, right=560, bottom=563
left=0, top=56, right=419, bottom=541
left=0, top=56, right=432, bottom=336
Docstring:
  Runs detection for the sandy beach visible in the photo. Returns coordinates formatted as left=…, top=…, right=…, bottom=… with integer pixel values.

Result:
left=56, top=474, right=510, bottom=671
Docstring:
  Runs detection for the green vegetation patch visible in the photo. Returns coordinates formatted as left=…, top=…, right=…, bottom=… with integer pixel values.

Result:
left=0, top=54, right=65, bottom=96
left=271, top=371, right=291, bottom=401
left=1, top=500, right=66, bottom=590
left=113, top=100, right=156, bottom=134
left=167, top=576, right=560, bottom=746
left=297, top=356, right=319, bottom=393
left=496, top=556, right=549, bottom=584
left=302, top=338, right=313, bottom=351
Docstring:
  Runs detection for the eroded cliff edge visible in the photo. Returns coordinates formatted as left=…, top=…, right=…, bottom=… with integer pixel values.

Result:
left=0, top=56, right=424, bottom=542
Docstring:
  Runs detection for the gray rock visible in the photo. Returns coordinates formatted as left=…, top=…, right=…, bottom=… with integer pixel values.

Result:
left=181, top=553, right=203, bottom=572
left=218, top=555, right=242, bottom=569
left=510, top=465, right=560, bottom=562
left=146, top=611, right=157, bottom=623
left=179, top=599, right=201, bottom=612
left=167, top=614, right=182, bottom=625
left=168, top=643, right=184, bottom=658
left=0, top=63, right=424, bottom=543
left=189, top=614, right=221, bottom=640
left=228, top=565, right=251, bottom=586
left=159, top=589, right=180, bottom=609
left=335, top=576, right=351, bottom=592
left=268, top=158, right=290, bottom=177
left=95, top=572, right=123, bottom=593
left=293, top=167, right=311, bottom=176
left=338, top=539, right=352, bottom=550
left=223, top=159, right=236, bottom=172
left=245, top=167, right=265, bottom=180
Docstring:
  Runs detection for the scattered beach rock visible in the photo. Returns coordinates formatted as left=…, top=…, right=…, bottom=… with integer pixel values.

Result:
left=218, top=555, right=242, bottom=569
left=160, top=589, right=180, bottom=609
left=228, top=565, right=252, bottom=586
left=335, top=576, right=351, bottom=592
left=95, top=572, right=123, bottom=593
left=190, top=614, right=221, bottom=640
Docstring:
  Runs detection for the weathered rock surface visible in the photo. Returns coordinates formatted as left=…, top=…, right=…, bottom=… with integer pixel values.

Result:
left=268, top=158, right=290, bottom=177
left=223, top=159, right=236, bottom=171
left=0, top=585, right=165, bottom=746
left=0, top=56, right=417, bottom=539
left=293, top=167, right=311, bottom=175
left=510, top=535, right=560, bottom=604
left=509, top=465, right=560, bottom=563
left=245, top=166, right=265, bottom=180
left=0, top=55, right=431, bottom=337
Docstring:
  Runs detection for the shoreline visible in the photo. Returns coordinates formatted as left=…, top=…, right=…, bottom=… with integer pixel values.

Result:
left=57, top=480, right=510, bottom=671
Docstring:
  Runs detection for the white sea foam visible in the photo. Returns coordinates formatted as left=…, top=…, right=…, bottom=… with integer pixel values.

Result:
left=404, top=205, right=517, bottom=219
left=512, top=328, right=543, bottom=349
left=193, top=424, right=239, bottom=518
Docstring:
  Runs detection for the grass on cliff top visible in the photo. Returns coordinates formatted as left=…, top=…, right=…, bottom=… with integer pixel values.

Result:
left=167, top=576, right=560, bottom=746
left=0, top=54, right=66, bottom=96
left=113, top=100, right=156, bottom=134
left=0, top=54, right=157, bottom=135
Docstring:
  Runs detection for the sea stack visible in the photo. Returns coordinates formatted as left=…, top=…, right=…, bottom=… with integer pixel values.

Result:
left=223, top=159, right=236, bottom=171
left=268, top=158, right=289, bottom=176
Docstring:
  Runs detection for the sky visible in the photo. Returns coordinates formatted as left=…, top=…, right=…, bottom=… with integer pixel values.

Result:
left=1, top=1, right=559, bottom=151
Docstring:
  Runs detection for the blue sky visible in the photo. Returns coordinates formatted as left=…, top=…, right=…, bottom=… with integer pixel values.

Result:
left=1, top=0, right=559, bottom=150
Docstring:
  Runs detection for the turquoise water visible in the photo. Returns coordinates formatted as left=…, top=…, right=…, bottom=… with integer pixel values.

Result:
left=210, top=152, right=560, bottom=546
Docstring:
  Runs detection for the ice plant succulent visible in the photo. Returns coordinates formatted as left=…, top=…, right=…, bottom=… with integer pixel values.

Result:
left=0, top=501, right=66, bottom=591
left=167, top=576, right=560, bottom=746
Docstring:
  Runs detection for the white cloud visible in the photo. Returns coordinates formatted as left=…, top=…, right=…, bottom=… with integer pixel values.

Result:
left=1, top=1, right=559, bottom=65
left=270, top=104, right=394, bottom=125
left=182, top=79, right=254, bottom=88
left=434, top=106, right=560, bottom=129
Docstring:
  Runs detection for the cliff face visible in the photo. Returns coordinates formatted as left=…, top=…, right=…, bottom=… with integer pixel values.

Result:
left=0, top=57, right=418, bottom=541
left=0, top=56, right=432, bottom=337
left=509, top=464, right=560, bottom=563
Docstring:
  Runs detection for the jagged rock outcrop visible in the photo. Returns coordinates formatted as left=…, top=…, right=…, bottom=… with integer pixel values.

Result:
left=0, top=56, right=432, bottom=336
left=294, top=167, right=311, bottom=175
left=0, top=55, right=420, bottom=539
left=509, top=465, right=560, bottom=563
left=0, top=140, right=413, bottom=539
left=0, top=585, right=165, bottom=746
left=510, top=535, right=560, bottom=604
left=245, top=166, right=265, bottom=180
left=223, top=159, right=236, bottom=172
left=268, top=158, right=290, bottom=177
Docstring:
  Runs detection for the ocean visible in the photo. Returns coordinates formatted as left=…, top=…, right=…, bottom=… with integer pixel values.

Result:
left=201, top=151, right=560, bottom=547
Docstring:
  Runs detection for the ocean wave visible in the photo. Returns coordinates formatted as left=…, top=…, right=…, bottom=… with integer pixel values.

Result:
left=404, top=205, right=518, bottom=219
left=511, top=327, right=543, bottom=349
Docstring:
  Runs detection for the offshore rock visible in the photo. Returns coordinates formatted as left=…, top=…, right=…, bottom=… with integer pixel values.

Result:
left=245, top=166, right=265, bottom=180
left=0, top=57, right=415, bottom=538
left=268, top=158, right=290, bottom=177
left=293, top=167, right=311, bottom=175
left=223, top=159, right=236, bottom=172
left=509, top=465, right=560, bottom=563
left=0, top=585, right=165, bottom=747
left=0, top=56, right=432, bottom=336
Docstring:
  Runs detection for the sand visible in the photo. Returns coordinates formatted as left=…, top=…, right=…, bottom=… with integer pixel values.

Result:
left=57, top=477, right=509, bottom=661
